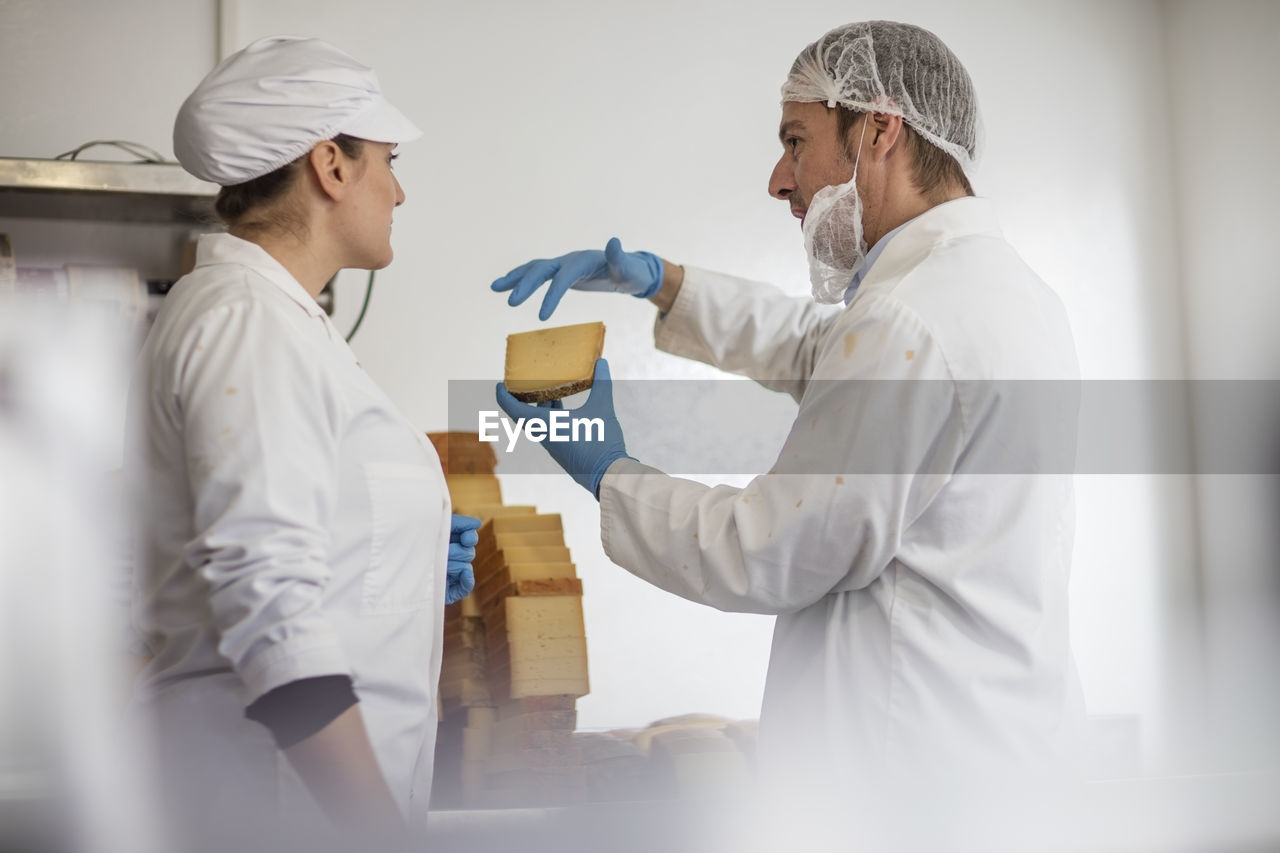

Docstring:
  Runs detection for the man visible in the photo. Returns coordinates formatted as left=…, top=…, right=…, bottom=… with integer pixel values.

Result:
left=492, top=20, right=1083, bottom=796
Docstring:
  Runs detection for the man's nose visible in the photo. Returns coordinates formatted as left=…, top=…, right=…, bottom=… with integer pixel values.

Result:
left=769, top=155, right=795, bottom=201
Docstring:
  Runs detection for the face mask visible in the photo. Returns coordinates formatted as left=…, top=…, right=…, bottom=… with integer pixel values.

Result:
left=802, top=117, right=869, bottom=304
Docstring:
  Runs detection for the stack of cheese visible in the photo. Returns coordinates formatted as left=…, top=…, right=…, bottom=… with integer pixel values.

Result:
left=430, top=432, right=530, bottom=804
left=473, top=513, right=590, bottom=805
left=430, top=432, right=499, bottom=721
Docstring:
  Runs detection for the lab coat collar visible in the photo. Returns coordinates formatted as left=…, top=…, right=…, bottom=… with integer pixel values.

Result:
left=194, top=232, right=327, bottom=319
left=853, top=196, right=1003, bottom=301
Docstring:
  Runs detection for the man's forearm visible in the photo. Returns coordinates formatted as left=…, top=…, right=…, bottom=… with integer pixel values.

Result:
left=649, top=258, right=685, bottom=314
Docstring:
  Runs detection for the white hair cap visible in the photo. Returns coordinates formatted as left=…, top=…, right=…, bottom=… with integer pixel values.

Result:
left=781, top=21, right=982, bottom=172
left=174, top=36, right=422, bottom=186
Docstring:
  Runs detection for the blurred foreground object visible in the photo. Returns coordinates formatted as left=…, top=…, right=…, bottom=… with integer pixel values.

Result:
left=0, top=298, right=163, bottom=853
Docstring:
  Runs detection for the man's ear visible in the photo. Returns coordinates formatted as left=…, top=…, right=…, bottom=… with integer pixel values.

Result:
left=868, top=112, right=905, bottom=161
left=307, top=140, right=348, bottom=202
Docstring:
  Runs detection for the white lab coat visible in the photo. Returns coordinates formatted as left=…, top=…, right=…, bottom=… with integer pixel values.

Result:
left=126, top=233, right=448, bottom=840
left=599, top=198, right=1084, bottom=791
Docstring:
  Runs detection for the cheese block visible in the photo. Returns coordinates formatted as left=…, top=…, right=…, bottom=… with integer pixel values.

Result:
left=466, top=707, right=497, bottom=730
left=442, top=615, right=484, bottom=647
left=474, top=547, right=573, bottom=581
left=426, top=431, right=497, bottom=475
left=490, top=727, right=575, bottom=754
left=506, top=676, right=590, bottom=700
left=445, top=474, right=502, bottom=508
left=461, top=726, right=491, bottom=757
left=476, top=577, right=582, bottom=611
left=494, top=655, right=588, bottom=685
left=573, top=733, right=644, bottom=764
left=484, top=595, right=585, bottom=645
left=491, top=530, right=565, bottom=549
left=496, top=695, right=576, bottom=719
left=477, top=514, right=563, bottom=549
left=473, top=558, right=576, bottom=595
left=492, top=709, right=577, bottom=735
left=455, top=504, right=537, bottom=521
left=498, top=635, right=586, bottom=664
left=442, top=645, right=485, bottom=670
left=458, top=593, right=482, bottom=618
left=503, top=595, right=585, bottom=639
left=438, top=676, right=491, bottom=706
left=504, top=322, right=605, bottom=403
left=488, top=639, right=588, bottom=679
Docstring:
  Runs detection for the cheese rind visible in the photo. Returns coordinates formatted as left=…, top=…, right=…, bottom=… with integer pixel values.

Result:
left=504, top=322, right=606, bottom=402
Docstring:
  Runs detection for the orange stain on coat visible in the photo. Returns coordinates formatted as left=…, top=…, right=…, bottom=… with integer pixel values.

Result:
left=795, top=499, right=804, bottom=509
left=905, top=350, right=915, bottom=360
left=843, top=333, right=858, bottom=357
left=226, top=387, right=237, bottom=395
left=836, top=476, right=845, bottom=485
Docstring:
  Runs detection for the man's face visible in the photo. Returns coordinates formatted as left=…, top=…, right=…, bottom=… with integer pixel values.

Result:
left=769, top=101, right=861, bottom=228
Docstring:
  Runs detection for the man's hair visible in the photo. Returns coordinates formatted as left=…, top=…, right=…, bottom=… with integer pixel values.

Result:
left=214, top=134, right=365, bottom=232
left=836, top=106, right=974, bottom=201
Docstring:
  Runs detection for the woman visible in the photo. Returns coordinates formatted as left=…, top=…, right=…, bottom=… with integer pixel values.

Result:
left=127, top=36, right=475, bottom=847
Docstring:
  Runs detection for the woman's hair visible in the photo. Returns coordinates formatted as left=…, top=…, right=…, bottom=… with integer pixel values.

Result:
left=213, top=134, right=364, bottom=233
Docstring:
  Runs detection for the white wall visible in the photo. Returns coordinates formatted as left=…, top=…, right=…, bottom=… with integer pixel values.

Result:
left=221, top=0, right=1199, bottom=743
left=7, top=0, right=1265, bottom=758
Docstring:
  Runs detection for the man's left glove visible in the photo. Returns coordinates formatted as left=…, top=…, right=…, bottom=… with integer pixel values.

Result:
left=495, top=358, right=631, bottom=498
left=446, top=514, right=482, bottom=604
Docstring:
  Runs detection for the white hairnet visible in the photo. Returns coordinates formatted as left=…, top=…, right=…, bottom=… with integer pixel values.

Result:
left=781, top=21, right=982, bottom=172
left=174, top=36, right=421, bottom=186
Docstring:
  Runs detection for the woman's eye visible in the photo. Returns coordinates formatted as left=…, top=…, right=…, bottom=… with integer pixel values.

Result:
left=388, top=154, right=399, bottom=168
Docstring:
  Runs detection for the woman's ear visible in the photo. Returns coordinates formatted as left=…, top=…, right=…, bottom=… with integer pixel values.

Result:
left=307, top=140, right=348, bottom=202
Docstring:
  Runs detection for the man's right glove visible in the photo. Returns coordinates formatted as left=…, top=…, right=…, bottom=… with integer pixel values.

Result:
left=491, top=237, right=663, bottom=321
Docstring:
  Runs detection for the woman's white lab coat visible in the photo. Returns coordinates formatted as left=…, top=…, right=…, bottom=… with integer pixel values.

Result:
left=599, top=197, right=1085, bottom=789
left=126, top=233, right=448, bottom=837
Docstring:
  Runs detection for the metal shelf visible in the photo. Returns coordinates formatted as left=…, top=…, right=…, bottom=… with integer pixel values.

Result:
left=0, top=157, right=216, bottom=224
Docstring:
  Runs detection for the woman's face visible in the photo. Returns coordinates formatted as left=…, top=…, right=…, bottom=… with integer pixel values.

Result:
left=340, top=141, right=406, bottom=270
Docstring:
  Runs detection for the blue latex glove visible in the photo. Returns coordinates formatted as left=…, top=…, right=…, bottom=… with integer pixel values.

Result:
left=446, top=514, right=481, bottom=604
left=495, top=359, right=631, bottom=497
left=491, top=237, right=663, bottom=321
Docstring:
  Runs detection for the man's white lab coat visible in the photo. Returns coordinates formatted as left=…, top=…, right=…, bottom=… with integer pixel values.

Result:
left=599, top=197, right=1085, bottom=788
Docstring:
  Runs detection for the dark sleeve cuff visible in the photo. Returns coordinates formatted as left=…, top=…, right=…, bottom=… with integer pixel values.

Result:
left=244, top=675, right=358, bottom=750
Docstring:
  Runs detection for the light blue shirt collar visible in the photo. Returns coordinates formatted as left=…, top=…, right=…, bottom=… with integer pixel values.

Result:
left=844, top=221, right=909, bottom=306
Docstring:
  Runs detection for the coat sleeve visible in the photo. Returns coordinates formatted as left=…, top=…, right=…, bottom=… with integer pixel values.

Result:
left=172, top=299, right=351, bottom=702
left=653, top=266, right=842, bottom=402
left=601, top=293, right=966, bottom=615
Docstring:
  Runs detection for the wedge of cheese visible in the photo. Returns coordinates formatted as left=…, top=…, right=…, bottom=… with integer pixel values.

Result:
left=504, top=322, right=605, bottom=402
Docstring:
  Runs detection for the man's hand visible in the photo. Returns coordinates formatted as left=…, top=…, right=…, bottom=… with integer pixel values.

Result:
left=491, top=237, right=664, bottom=321
left=446, top=514, right=481, bottom=604
left=495, top=359, right=631, bottom=497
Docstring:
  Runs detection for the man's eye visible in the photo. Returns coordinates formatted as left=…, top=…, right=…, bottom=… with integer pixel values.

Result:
left=786, top=137, right=799, bottom=152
